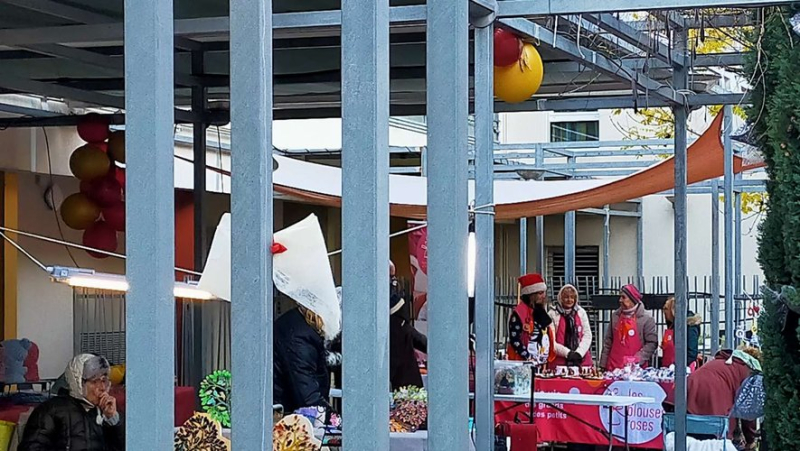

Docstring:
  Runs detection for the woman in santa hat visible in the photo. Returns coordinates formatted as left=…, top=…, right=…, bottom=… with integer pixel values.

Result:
left=599, top=284, right=658, bottom=371
left=507, top=273, right=555, bottom=365
left=548, top=284, right=593, bottom=369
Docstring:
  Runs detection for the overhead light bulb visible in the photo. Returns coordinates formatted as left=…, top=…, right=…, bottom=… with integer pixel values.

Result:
left=49, top=266, right=217, bottom=301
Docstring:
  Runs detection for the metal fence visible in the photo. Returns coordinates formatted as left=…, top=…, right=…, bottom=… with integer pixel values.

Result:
left=492, top=275, right=763, bottom=364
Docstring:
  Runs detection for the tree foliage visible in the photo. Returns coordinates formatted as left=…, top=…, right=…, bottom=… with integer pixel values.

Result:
left=748, top=5, right=800, bottom=449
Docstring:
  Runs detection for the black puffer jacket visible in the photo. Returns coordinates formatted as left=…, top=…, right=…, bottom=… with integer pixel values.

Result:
left=19, top=395, right=124, bottom=451
left=274, top=308, right=331, bottom=413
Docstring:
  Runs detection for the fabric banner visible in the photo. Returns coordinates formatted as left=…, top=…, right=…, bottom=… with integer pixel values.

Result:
left=407, top=225, right=428, bottom=334
left=495, top=378, right=671, bottom=448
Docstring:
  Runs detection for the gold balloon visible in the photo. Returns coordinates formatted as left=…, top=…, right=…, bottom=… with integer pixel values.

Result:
left=107, top=130, right=125, bottom=163
left=60, top=193, right=101, bottom=230
left=70, top=144, right=110, bottom=181
left=109, top=364, right=125, bottom=385
left=494, top=43, right=545, bottom=104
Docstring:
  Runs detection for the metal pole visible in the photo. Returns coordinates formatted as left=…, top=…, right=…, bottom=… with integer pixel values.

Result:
left=473, top=21, right=495, bottom=451
left=123, top=0, right=175, bottom=447
left=230, top=0, right=273, bottom=446
left=191, top=50, right=208, bottom=272
left=427, top=0, right=469, bottom=447
left=564, top=211, right=576, bottom=284
left=342, top=0, right=390, bottom=448
left=723, top=105, right=735, bottom=350
left=672, top=26, right=689, bottom=451
left=734, top=191, right=743, bottom=343
left=519, top=217, right=528, bottom=274
left=636, top=202, right=644, bottom=281
left=711, top=179, right=721, bottom=355
left=535, top=216, right=545, bottom=274
left=603, top=205, right=611, bottom=288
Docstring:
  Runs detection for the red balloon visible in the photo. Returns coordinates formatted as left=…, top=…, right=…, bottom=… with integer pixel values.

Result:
left=87, top=177, right=123, bottom=208
left=114, top=167, right=126, bottom=189
left=77, top=113, right=110, bottom=143
left=83, top=221, right=118, bottom=259
left=102, top=202, right=125, bottom=232
left=494, top=28, right=522, bottom=67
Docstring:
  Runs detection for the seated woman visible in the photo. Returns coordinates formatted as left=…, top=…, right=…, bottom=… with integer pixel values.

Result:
left=20, top=354, right=124, bottom=451
left=599, top=284, right=658, bottom=370
left=687, top=347, right=762, bottom=450
left=548, top=284, right=593, bottom=368
left=661, top=296, right=702, bottom=369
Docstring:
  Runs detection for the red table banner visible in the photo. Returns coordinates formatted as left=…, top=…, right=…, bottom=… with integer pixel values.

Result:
left=495, top=378, right=671, bottom=449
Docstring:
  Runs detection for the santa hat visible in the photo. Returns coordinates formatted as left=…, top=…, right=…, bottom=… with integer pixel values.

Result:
left=621, top=284, right=643, bottom=304
left=519, top=273, right=547, bottom=296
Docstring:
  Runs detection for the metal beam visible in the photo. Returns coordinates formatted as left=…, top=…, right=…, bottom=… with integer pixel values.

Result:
left=499, top=18, right=683, bottom=105
left=229, top=0, right=274, bottom=446
left=636, top=201, right=644, bottom=280
left=535, top=216, right=545, bottom=274
left=603, top=205, right=611, bottom=287
left=519, top=218, right=528, bottom=274
left=497, top=0, right=799, bottom=16
left=584, top=13, right=673, bottom=65
left=711, top=179, right=721, bottom=355
left=499, top=93, right=750, bottom=113
left=723, top=105, right=735, bottom=350
left=192, top=50, right=208, bottom=272
left=427, top=0, right=469, bottom=448
left=0, top=71, right=125, bottom=108
left=341, top=0, right=391, bottom=448
left=672, top=24, right=689, bottom=451
left=564, top=211, right=576, bottom=283
left=123, top=0, right=175, bottom=448
left=0, top=6, right=427, bottom=46
left=473, top=21, right=495, bottom=451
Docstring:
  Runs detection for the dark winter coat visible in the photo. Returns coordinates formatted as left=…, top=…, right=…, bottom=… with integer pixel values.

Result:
left=390, top=315, right=426, bottom=391
left=19, top=395, right=124, bottom=451
left=274, top=308, right=331, bottom=413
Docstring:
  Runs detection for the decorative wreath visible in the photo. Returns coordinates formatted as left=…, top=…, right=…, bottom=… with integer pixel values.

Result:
left=199, top=370, right=232, bottom=428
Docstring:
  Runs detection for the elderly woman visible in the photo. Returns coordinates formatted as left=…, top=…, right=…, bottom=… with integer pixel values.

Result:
left=549, top=284, right=593, bottom=368
left=20, top=354, right=123, bottom=451
left=661, top=296, right=702, bottom=369
left=599, top=284, right=658, bottom=370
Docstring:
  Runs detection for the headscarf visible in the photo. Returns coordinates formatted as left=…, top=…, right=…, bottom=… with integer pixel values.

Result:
left=556, top=284, right=580, bottom=351
left=65, top=354, right=116, bottom=425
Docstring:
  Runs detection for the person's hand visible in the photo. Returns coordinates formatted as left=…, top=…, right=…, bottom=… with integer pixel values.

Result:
left=566, top=351, right=582, bottom=366
left=99, top=392, right=117, bottom=419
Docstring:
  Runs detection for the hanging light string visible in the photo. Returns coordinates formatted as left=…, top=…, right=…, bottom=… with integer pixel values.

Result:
left=325, top=222, right=428, bottom=257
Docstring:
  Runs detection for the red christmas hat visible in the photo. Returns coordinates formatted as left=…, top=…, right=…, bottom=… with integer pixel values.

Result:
left=519, top=273, right=547, bottom=296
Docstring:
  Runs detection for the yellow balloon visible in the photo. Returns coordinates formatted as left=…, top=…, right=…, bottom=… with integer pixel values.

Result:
left=110, top=364, right=125, bottom=385
left=494, top=43, right=544, bottom=103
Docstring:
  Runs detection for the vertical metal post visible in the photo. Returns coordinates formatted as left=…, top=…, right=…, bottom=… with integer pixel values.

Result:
left=535, top=216, right=545, bottom=274
left=427, top=0, right=469, bottom=447
left=342, top=0, right=390, bottom=449
left=123, top=0, right=174, bottom=447
left=672, top=26, right=689, bottom=451
left=564, top=211, right=576, bottom=284
left=711, top=179, right=721, bottom=355
left=603, top=205, right=611, bottom=288
left=473, top=21, right=495, bottom=451
left=636, top=202, right=644, bottom=281
left=192, top=50, right=208, bottom=271
left=723, top=105, right=735, bottom=350
left=230, top=0, right=273, bottom=446
left=734, top=191, right=743, bottom=341
left=519, top=217, right=528, bottom=274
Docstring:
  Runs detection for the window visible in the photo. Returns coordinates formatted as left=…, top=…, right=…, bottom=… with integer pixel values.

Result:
left=546, top=246, right=600, bottom=299
left=550, top=121, right=600, bottom=142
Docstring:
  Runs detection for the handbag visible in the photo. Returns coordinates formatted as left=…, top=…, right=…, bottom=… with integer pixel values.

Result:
left=730, top=373, right=765, bottom=421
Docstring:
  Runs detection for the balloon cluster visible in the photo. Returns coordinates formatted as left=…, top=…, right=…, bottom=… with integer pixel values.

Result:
left=493, top=28, right=544, bottom=103
left=60, top=113, right=126, bottom=259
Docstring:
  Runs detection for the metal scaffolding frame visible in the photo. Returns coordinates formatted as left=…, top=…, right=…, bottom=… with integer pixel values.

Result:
left=0, top=0, right=785, bottom=449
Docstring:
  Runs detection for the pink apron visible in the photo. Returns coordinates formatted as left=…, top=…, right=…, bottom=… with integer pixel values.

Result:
left=550, top=313, right=593, bottom=368
left=605, top=315, right=643, bottom=371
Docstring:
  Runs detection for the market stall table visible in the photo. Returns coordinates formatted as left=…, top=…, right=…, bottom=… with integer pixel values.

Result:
left=496, top=378, right=672, bottom=449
